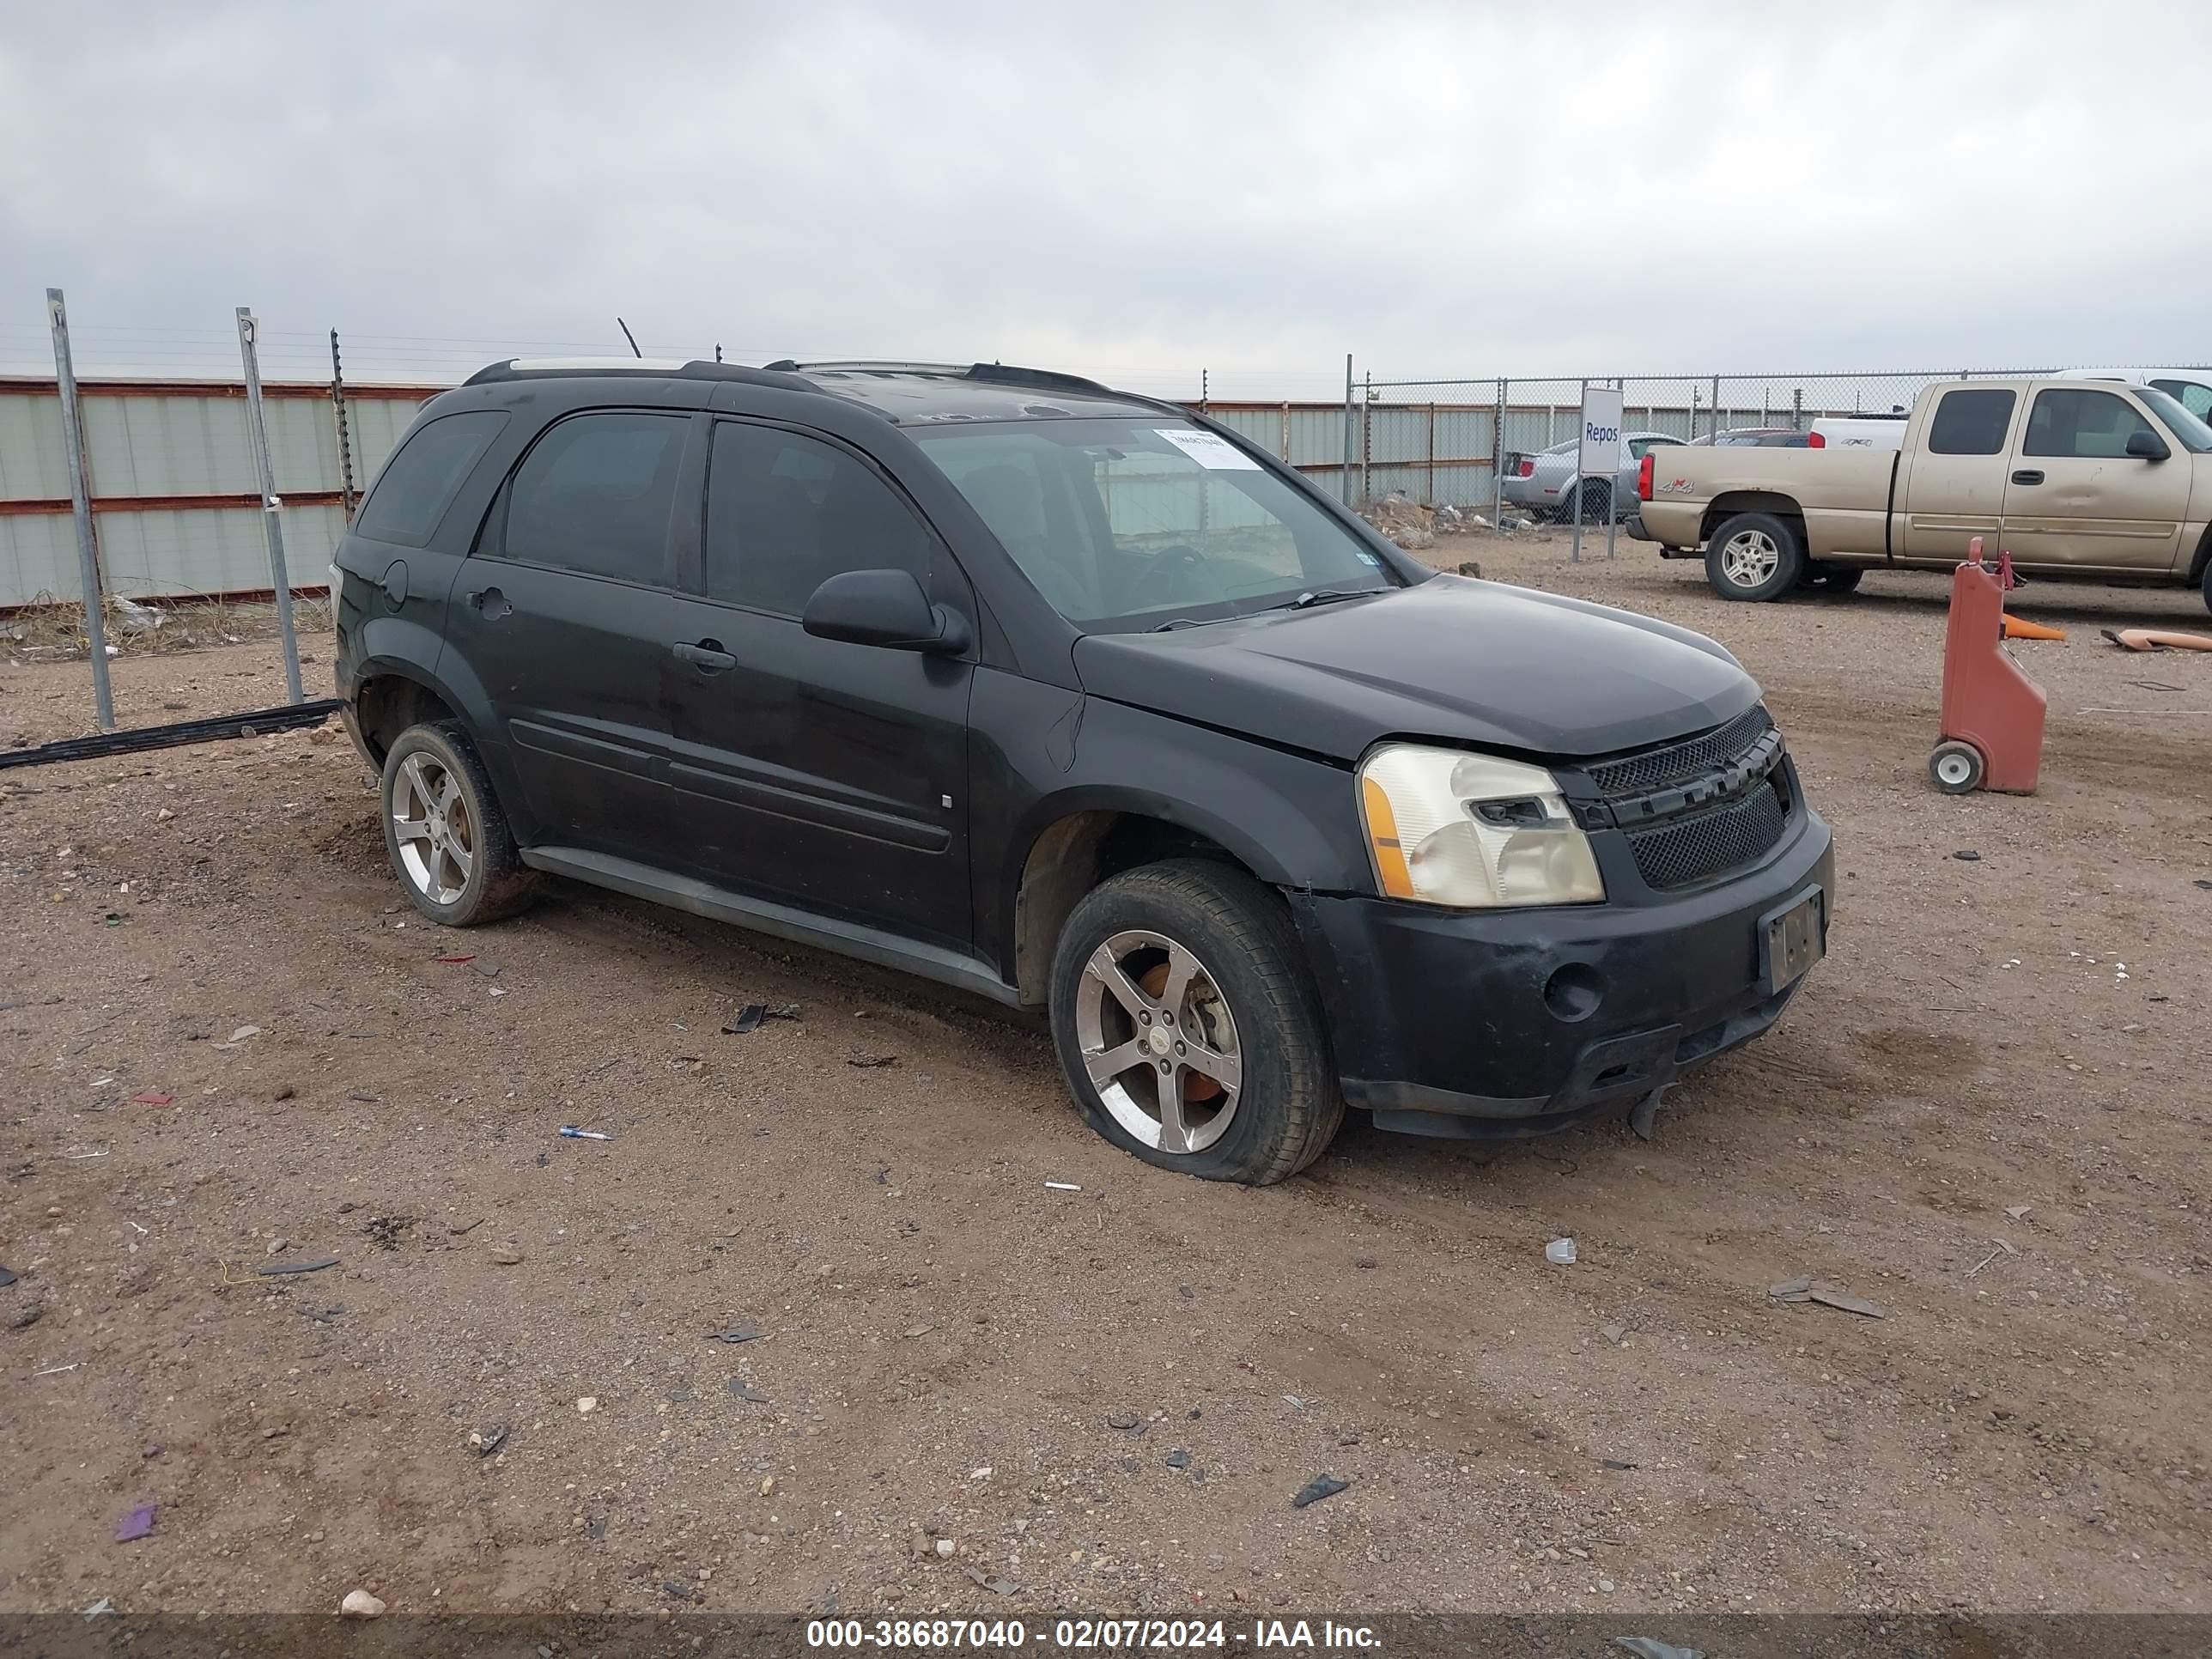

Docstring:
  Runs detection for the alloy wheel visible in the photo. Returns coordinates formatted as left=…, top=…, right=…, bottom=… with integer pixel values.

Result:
left=1074, top=929, right=1244, bottom=1155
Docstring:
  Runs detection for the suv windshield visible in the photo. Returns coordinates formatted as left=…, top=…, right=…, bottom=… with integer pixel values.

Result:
left=912, top=418, right=1401, bottom=630
left=2138, top=386, right=2212, bottom=453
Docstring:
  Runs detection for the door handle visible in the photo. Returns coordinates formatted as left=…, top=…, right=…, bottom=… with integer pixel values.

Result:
left=672, top=640, right=737, bottom=673
left=2010, top=469, right=2045, bottom=486
left=465, top=586, right=511, bottom=621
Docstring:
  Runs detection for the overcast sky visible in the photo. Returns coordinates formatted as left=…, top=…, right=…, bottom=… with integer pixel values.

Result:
left=2, top=1, right=2207, bottom=394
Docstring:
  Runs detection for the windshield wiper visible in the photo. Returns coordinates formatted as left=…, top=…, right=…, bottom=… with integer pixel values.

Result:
left=1267, top=587, right=1381, bottom=613
left=1149, top=615, right=1235, bottom=633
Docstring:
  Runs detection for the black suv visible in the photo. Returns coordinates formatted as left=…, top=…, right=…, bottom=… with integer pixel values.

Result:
left=332, top=359, right=1832, bottom=1184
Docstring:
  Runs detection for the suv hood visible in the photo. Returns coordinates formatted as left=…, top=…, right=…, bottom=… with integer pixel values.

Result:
left=1073, top=575, right=1759, bottom=763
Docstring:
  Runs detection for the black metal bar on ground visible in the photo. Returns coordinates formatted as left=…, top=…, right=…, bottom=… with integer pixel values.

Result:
left=0, top=698, right=342, bottom=770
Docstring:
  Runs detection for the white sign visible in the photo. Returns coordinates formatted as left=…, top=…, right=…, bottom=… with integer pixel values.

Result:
left=1157, top=428, right=1259, bottom=470
left=1577, top=386, right=1625, bottom=475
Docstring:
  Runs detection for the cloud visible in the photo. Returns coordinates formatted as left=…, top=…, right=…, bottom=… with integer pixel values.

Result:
left=3, top=0, right=2208, bottom=392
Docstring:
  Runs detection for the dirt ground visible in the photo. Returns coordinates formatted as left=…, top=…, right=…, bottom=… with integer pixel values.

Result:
left=3, top=536, right=2209, bottom=1623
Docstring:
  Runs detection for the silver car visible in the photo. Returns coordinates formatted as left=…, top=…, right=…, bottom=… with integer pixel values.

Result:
left=1503, top=430, right=1683, bottom=520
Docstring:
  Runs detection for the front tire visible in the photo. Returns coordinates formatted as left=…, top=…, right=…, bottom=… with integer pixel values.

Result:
left=380, top=721, right=538, bottom=927
left=1705, top=512, right=1806, bottom=601
left=1048, top=860, right=1343, bottom=1185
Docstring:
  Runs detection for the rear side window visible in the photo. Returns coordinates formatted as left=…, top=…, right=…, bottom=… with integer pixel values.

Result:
left=704, top=422, right=933, bottom=616
left=501, top=411, right=689, bottom=584
left=2022, top=389, right=2155, bottom=459
left=354, top=410, right=507, bottom=546
left=1926, top=389, right=2015, bottom=456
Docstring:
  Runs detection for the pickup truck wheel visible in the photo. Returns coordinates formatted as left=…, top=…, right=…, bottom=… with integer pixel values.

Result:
left=380, top=721, right=538, bottom=927
left=1705, top=512, right=1805, bottom=601
left=1049, top=859, right=1343, bottom=1186
left=2201, top=559, right=2212, bottom=617
left=1804, top=562, right=1864, bottom=593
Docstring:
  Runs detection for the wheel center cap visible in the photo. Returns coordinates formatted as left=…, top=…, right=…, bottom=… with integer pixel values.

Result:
left=1147, top=1026, right=1172, bottom=1056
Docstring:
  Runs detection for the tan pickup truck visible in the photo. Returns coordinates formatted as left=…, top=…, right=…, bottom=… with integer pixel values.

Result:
left=1630, top=377, right=2212, bottom=611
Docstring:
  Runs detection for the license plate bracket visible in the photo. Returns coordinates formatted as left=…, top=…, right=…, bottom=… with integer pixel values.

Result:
left=1759, top=885, right=1826, bottom=996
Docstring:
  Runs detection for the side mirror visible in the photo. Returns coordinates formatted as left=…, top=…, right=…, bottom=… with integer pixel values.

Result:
left=2127, top=428, right=2171, bottom=461
left=802, top=568, right=969, bottom=654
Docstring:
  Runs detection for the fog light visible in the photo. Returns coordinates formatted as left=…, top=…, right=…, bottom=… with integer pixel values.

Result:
left=1542, top=963, right=1604, bottom=1023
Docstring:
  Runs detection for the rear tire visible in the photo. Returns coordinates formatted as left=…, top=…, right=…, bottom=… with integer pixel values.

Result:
left=380, top=721, right=538, bottom=927
left=1807, top=562, right=1865, bottom=593
left=1705, top=512, right=1805, bottom=601
left=2200, top=558, right=2212, bottom=617
left=1048, top=859, right=1343, bottom=1186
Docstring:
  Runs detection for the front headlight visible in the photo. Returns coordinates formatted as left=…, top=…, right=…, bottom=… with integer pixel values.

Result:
left=1358, top=743, right=1605, bottom=908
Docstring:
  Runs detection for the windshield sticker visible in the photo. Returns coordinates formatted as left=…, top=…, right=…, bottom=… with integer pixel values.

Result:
left=1155, top=428, right=1260, bottom=471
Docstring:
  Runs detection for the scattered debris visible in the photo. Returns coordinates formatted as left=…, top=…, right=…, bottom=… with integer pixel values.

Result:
left=847, top=1053, right=898, bottom=1068
left=0, top=1266, right=15, bottom=1288
left=2005, top=1205, right=2033, bottom=1222
left=1360, top=494, right=1435, bottom=551
left=1545, top=1237, right=1577, bottom=1265
left=217, top=1024, right=262, bottom=1048
left=1613, top=1640, right=1703, bottom=1659
left=130, top=1090, right=174, bottom=1107
left=1164, top=1449, right=1191, bottom=1469
left=726, top=1378, right=769, bottom=1403
left=576, top=1396, right=599, bottom=1415
left=1805, top=1287, right=1886, bottom=1318
left=82, top=1597, right=116, bottom=1619
left=1964, top=1247, right=2006, bottom=1279
left=1455, top=559, right=1484, bottom=578
left=1043, top=1181, right=1081, bottom=1192
left=471, top=960, right=502, bottom=978
left=297, top=1305, right=344, bottom=1325
left=934, top=1537, right=956, bottom=1558
left=15, top=1304, right=49, bottom=1331
left=557, top=1125, right=612, bottom=1141
left=32, top=1358, right=76, bottom=1374
left=708, top=1319, right=763, bottom=1344
left=257, top=1256, right=339, bottom=1276
left=489, top=1243, right=524, bottom=1266
left=964, top=1567, right=1019, bottom=1595
left=723, top=1004, right=768, bottom=1035
left=2101, top=626, right=2212, bottom=653
left=902, top=1323, right=935, bottom=1340
left=1291, top=1474, right=1350, bottom=1510
left=1769, top=1276, right=1814, bottom=1302
left=1601, top=1457, right=1638, bottom=1471
left=1600, top=1324, right=1627, bottom=1346
left=114, top=1504, right=156, bottom=1542
left=662, top=1581, right=694, bottom=1601
left=448, top=1218, right=484, bottom=1236
left=434, top=953, right=476, bottom=965
left=1108, top=1413, right=1140, bottom=1431
left=340, top=1589, right=386, bottom=1619
left=1953, top=849, right=1982, bottom=862
left=362, top=1215, right=408, bottom=1251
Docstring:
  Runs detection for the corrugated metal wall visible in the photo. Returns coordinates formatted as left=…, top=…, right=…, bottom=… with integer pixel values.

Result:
left=0, top=379, right=429, bottom=606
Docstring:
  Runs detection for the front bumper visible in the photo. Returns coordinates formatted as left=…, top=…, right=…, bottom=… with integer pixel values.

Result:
left=1290, top=809, right=1833, bottom=1139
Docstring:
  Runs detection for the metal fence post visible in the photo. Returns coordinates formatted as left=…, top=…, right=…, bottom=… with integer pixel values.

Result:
left=330, top=328, right=357, bottom=519
left=1426, top=401, right=1437, bottom=506
left=1711, top=374, right=1721, bottom=441
left=1571, top=378, right=1587, bottom=564
left=1279, top=400, right=1290, bottom=461
left=237, top=307, right=304, bottom=704
left=46, top=288, right=114, bottom=732
left=1360, top=373, right=1372, bottom=507
left=1341, top=355, right=1354, bottom=505
left=1491, top=378, right=1505, bottom=529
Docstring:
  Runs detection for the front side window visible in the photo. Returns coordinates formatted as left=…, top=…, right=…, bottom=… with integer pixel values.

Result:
left=355, top=410, right=507, bottom=547
left=705, top=422, right=935, bottom=616
left=1926, top=388, right=2015, bottom=456
left=913, top=418, right=1404, bottom=630
left=501, top=411, right=688, bottom=583
left=2022, top=389, right=2157, bottom=459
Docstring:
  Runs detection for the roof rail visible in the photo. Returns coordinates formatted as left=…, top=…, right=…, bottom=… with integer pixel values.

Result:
left=764, top=359, right=1118, bottom=398
left=460, top=357, right=813, bottom=391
